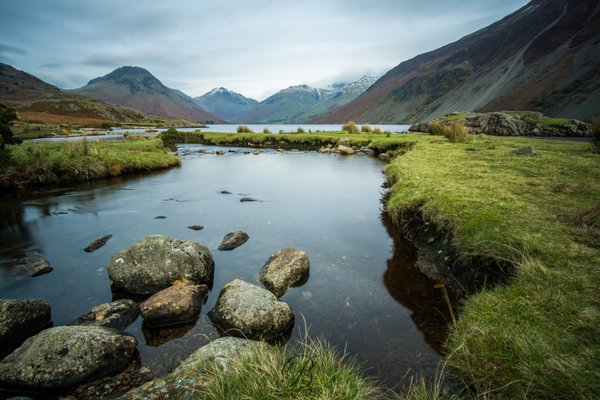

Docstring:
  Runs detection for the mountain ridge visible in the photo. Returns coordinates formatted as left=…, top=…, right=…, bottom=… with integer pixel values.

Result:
left=316, top=0, right=600, bottom=123
left=73, top=66, right=221, bottom=122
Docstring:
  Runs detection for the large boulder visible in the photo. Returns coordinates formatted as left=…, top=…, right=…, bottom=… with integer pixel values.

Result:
left=259, top=248, right=310, bottom=298
left=0, top=326, right=137, bottom=390
left=0, top=299, right=51, bottom=357
left=72, top=299, right=139, bottom=331
left=119, top=337, right=265, bottom=399
left=17, top=251, right=52, bottom=277
left=208, top=279, right=294, bottom=341
left=217, top=231, right=249, bottom=251
left=140, top=281, right=208, bottom=327
left=107, top=235, right=214, bottom=294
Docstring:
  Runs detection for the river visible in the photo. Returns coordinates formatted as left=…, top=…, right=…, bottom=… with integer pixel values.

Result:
left=0, top=144, right=454, bottom=393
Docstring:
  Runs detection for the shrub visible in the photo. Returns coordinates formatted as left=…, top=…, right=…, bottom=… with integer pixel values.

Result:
left=296, top=127, right=305, bottom=133
left=373, top=127, right=382, bottom=134
left=427, top=121, right=447, bottom=136
left=263, top=128, right=271, bottom=134
left=0, top=103, right=22, bottom=154
left=428, top=121, right=469, bottom=143
left=158, top=128, right=180, bottom=149
left=591, top=117, right=600, bottom=153
left=361, top=124, right=372, bottom=133
left=237, top=125, right=253, bottom=133
left=342, top=121, right=359, bottom=134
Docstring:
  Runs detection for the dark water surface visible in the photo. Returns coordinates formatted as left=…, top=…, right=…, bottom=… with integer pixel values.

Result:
left=0, top=145, right=454, bottom=391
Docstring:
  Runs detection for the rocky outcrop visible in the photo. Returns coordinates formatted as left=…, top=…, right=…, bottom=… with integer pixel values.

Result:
left=119, top=337, right=265, bottom=399
left=208, top=279, right=294, bottom=340
left=217, top=231, right=249, bottom=251
left=410, top=112, right=592, bottom=137
left=140, top=282, right=208, bottom=327
left=337, top=145, right=355, bottom=155
left=0, top=326, right=137, bottom=389
left=0, top=299, right=51, bottom=357
left=107, top=235, right=214, bottom=294
left=72, top=299, right=139, bottom=331
left=259, top=248, right=310, bottom=297
left=17, top=251, right=52, bottom=277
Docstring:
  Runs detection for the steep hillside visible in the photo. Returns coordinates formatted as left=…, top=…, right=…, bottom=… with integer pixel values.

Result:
left=72, top=66, right=221, bottom=122
left=317, top=0, right=600, bottom=123
left=194, top=87, right=258, bottom=121
left=0, top=62, right=64, bottom=101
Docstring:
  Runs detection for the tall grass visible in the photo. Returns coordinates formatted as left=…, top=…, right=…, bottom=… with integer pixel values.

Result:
left=201, top=336, right=384, bottom=400
left=237, top=125, right=253, bottom=133
left=342, top=121, right=360, bottom=134
left=428, top=122, right=469, bottom=143
left=361, top=124, right=372, bottom=133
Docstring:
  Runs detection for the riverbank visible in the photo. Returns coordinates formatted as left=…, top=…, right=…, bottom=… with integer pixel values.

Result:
left=385, top=135, right=600, bottom=398
left=0, top=138, right=180, bottom=191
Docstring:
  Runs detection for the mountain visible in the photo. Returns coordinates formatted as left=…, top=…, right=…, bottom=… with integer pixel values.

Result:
left=72, top=66, right=221, bottom=122
left=0, top=62, right=146, bottom=125
left=316, top=0, right=600, bottom=123
left=235, top=75, right=379, bottom=123
left=194, top=87, right=258, bottom=121
left=1, top=62, right=65, bottom=101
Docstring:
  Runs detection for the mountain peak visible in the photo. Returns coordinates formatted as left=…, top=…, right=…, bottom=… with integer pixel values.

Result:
left=87, top=66, right=157, bottom=86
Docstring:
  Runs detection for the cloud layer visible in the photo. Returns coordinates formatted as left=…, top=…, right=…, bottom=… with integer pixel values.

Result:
left=0, top=0, right=528, bottom=100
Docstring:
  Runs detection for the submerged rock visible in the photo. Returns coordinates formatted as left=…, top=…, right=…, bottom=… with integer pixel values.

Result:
left=378, top=153, right=392, bottom=161
left=217, top=231, right=249, bottom=251
left=240, top=197, right=260, bottom=202
left=83, top=234, right=113, bottom=253
left=208, top=279, right=294, bottom=341
left=0, top=326, right=137, bottom=390
left=107, top=235, right=214, bottom=294
left=119, top=337, right=265, bottom=399
left=188, top=225, right=205, bottom=231
left=140, top=282, right=208, bottom=327
left=18, top=251, right=52, bottom=277
left=0, top=299, right=51, bottom=357
left=72, top=299, right=139, bottom=331
left=259, top=248, right=310, bottom=298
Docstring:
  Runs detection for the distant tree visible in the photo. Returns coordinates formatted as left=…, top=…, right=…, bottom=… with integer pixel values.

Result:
left=0, top=103, right=22, bottom=153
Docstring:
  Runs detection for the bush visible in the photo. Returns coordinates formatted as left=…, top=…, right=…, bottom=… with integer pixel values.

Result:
left=296, top=127, right=305, bottom=133
left=591, top=117, right=600, bottom=153
left=237, top=125, right=253, bottom=133
left=373, top=127, right=382, bottom=134
left=0, top=103, right=22, bottom=154
left=342, top=121, right=359, bottom=134
left=361, top=124, right=372, bottom=133
left=263, top=128, right=271, bottom=134
left=158, top=128, right=180, bottom=149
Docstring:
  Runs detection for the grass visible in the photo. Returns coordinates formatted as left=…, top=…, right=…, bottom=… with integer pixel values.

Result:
left=0, top=138, right=180, bottom=191
left=202, top=337, right=385, bottom=400
left=591, top=117, right=600, bottom=152
left=158, top=129, right=416, bottom=154
left=428, top=122, right=470, bottom=143
left=385, top=134, right=600, bottom=398
left=342, top=121, right=360, bottom=134
left=237, top=125, right=254, bottom=133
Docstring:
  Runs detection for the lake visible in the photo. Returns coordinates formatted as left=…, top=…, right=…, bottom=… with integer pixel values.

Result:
left=0, top=144, right=454, bottom=393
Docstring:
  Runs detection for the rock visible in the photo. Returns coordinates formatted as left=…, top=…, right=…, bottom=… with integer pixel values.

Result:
left=220, top=190, right=232, bottom=195
left=217, top=231, right=249, bottom=251
left=72, top=299, right=139, bottom=331
left=107, top=235, right=214, bottom=294
left=337, top=145, right=355, bottom=155
left=240, top=197, right=260, bottom=202
left=318, top=146, right=331, bottom=153
left=208, top=279, right=294, bottom=341
left=259, top=248, right=310, bottom=298
left=215, top=150, right=225, bottom=155
left=508, top=146, right=540, bottom=157
left=378, top=152, right=392, bottom=161
left=360, top=146, right=376, bottom=156
left=17, top=251, right=53, bottom=277
left=84, top=234, right=113, bottom=253
left=338, top=137, right=350, bottom=146
left=0, top=299, right=51, bottom=357
left=188, top=225, right=204, bottom=231
left=154, top=216, right=167, bottom=219
left=140, top=282, right=208, bottom=327
left=119, top=337, right=265, bottom=399
left=142, top=322, right=195, bottom=347
left=0, top=326, right=137, bottom=390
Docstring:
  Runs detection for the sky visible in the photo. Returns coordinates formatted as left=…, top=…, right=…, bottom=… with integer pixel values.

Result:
left=0, top=0, right=529, bottom=101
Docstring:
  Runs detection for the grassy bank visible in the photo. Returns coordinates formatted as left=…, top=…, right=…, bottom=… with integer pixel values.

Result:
left=385, top=135, right=600, bottom=398
left=159, top=129, right=416, bottom=154
left=0, top=138, right=180, bottom=191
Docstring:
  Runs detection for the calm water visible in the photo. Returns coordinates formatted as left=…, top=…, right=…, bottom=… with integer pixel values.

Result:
left=0, top=145, right=453, bottom=391
left=113, top=123, right=411, bottom=134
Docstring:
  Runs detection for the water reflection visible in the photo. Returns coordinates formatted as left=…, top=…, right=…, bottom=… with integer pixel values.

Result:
left=381, top=213, right=457, bottom=354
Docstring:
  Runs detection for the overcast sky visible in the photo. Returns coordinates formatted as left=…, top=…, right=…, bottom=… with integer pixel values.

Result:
left=0, top=0, right=528, bottom=100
